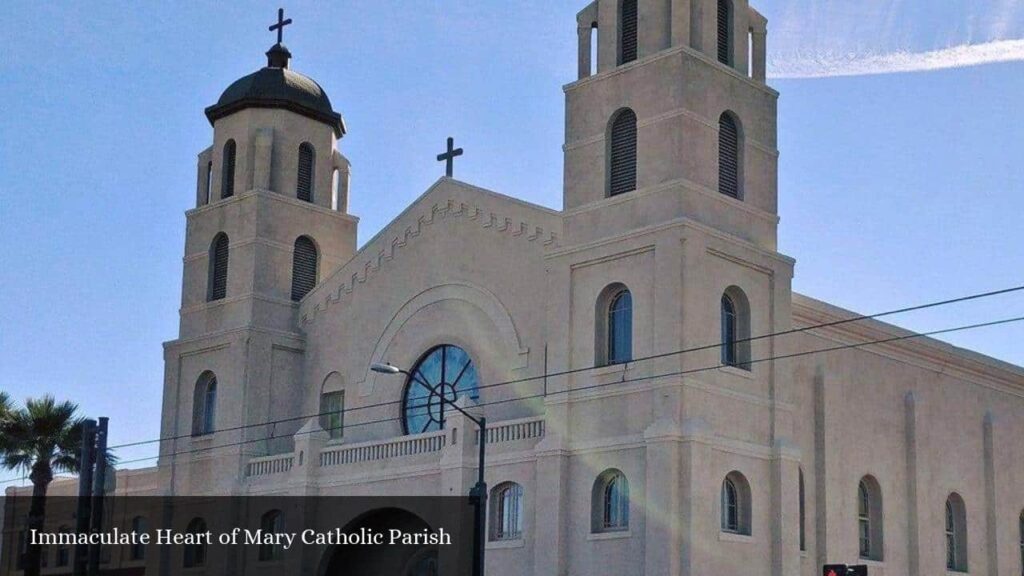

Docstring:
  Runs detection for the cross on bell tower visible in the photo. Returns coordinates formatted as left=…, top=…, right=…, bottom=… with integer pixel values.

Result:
left=269, top=8, right=292, bottom=43
left=266, top=8, right=294, bottom=68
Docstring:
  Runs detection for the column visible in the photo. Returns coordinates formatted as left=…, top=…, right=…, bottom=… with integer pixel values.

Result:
left=905, top=392, right=921, bottom=576
left=670, top=0, right=692, bottom=48
left=983, top=411, right=999, bottom=576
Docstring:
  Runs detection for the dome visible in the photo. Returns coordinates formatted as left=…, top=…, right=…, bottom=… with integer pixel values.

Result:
left=204, top=44, right=345, bottom=137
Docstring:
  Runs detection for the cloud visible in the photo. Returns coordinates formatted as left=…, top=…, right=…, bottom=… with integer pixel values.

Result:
left=768, top=39, right=1024, bottom=79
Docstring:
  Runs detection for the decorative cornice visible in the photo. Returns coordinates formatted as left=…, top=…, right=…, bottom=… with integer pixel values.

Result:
left=792, top=294, right=1024, bottom=396
left=301, top=198, right=559, bottom=325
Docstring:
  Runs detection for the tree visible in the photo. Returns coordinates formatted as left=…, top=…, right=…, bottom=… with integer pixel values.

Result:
left=0, top=396, right=86, bottom=576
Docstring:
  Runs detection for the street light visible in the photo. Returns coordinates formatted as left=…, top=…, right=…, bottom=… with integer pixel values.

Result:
left=370, top=362, right=488, bottom=576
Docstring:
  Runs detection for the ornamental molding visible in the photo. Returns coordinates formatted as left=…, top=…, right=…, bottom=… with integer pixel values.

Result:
left=301, top=197, right=559, bottom=326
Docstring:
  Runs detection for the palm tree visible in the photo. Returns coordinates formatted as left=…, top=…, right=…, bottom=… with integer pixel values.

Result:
left=0, top=395, right=86, bottom=576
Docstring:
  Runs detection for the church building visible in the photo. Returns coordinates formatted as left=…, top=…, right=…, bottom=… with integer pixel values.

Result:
left=5, top=1, right=1024, bottom=575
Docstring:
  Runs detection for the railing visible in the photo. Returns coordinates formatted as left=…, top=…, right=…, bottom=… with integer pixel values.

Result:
left=247, top=454, right=294, bottom=477
left=478, top=416, right=545, bottom=445
left=320, top=430, right=448, bottom=467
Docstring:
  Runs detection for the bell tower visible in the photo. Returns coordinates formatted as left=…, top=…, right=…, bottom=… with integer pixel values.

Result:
left=563, top=0, right=777, bottom=250
left=159, top=11, right=357, bottom=494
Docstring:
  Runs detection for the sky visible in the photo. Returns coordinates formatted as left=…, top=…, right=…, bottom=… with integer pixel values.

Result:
left=1, top=0, right=1022, bottom=476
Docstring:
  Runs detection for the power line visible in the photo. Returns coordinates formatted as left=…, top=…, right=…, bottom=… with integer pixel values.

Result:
left=105, top=283, right=1024, bottom=452
left=4, top=312, right=1014, bottom=483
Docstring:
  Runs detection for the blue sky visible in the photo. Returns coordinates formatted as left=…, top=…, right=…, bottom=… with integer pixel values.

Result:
left=1, top=0, right=1022, bottom=474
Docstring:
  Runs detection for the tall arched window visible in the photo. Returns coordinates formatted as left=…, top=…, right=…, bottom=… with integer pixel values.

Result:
left=205, top=160, right=213, bottom=205
left=592, top=469, right=629, bottom=532
left=130, top=517, right=147, bottom=561
left=489, top=482, right=524, bottom=541
left=799, top=469, right=806, bottom=551
left=208, top=233, right=229, bottom=302
left=607, top=289, right=633, bottom=365
left=717, top=0, right=733, bottom=65
left=721, top=471, right=752, bottom=535
left=619, top=0, right=638, bottom=65
left=608, top=109, right=637, bottom=197
left=719, top=112, right=742, bottom=198
left=192, top=372, right=217, bottom=436
left=858, top=476, right=884, bottom=560
left=183, top=518, right=207, bottom=568
left=1018, top=510, right=1023, bottom=576
left=946, top=493, right=968, bottom=572
left=297, top=142, right=315, bottom=202
left=221, top=139, right=236, bottom=199
left=258, top=510, right=284, bottom=561
left=721, top=287, right=751, bottom=369
left=290, top=236, right=319, bottom=301
left=331, top=169, right=341, bottom=211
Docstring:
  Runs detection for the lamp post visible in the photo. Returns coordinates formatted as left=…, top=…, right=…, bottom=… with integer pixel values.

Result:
left=370, top=362, right=488, bottom=576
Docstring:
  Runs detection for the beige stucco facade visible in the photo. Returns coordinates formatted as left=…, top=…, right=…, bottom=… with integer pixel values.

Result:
left=7, top=1, right=1023, bottom=575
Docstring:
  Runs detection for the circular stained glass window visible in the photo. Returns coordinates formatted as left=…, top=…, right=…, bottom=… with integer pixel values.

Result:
left=403, top=345, right=480, bottom=434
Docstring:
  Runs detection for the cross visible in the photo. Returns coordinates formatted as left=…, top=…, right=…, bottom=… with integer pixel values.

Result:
left=436, top=137, right=464, bottom=178
left=269, top=8, right=293, bottom=44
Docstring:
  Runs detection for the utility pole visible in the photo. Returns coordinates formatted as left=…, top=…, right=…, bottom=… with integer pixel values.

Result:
left=72, top=419, right=97, bottom=576
left=87, top=417, right=109, bottom=576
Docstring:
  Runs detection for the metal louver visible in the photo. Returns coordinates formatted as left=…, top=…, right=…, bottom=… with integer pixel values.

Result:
left=291, top=236, right=318, bottom=301
left=620, top=0, right=638, bottom=64
left=719, top=114, right=740, bottom=198
left=609, top=110, right=637, bottom=197
left=210, top=234, right=229, bottom=301
left=221, top=140, right=236, bottom=199
left=297, top=143, right=314, bottom=202
left=717, top=0, right=732, bottom=65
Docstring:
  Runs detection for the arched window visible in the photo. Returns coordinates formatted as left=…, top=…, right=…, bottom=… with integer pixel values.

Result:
left=290, top=236, right=319, bottom=301
left=130, top=516, right=147, bottom=561
left=221, top=139, right=236, bottom=199
left=258, top=510, right=284, bottom=561
left=717, top=0, right=733, bottom=65
left=402, top=345, right=480, bottom=434
left=721, top=287, right=751, bottom=369
left=946, top=493, right=968, bottom=572
left=857, top=476, right=884, bottom=560
left=592, top=469, right=629, bottom=532
left=192, top=372, right=217, bottom=436
left=721, top=471, right=752, bottom=535
left=607, top=289, right=633, bottom=365
left=205, top=160, right=213, bottom=205
left=1018, top=510, right=1023, bottom=576
left=297, top=142, right=315, bottom=202
left=56, top=526, right=70, bottom=567
left=719, top=112, right=742, bottom=198
left=208, top=233, right=229, bottom=302
left=608, top=109, right=637, bottom=197
left=619, top=0, right=638, bottom=65
left=331, top=169, right=341, bottom=211
left=799, top=469, right=806, bottom=551
left=489, top=482, right=524, bottom=541
left=183, top=518, right=207, bottom=568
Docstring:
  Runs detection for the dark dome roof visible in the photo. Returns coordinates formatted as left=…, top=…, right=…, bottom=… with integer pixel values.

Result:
left=205, top=45, right=345, bottom=137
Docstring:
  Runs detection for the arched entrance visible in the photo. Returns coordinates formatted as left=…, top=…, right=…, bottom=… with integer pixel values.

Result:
left=319, top=508, right=438, bottom=576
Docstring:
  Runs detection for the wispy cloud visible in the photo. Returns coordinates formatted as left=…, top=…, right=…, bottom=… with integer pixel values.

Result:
left=769, top=39, right=1024, bottom=79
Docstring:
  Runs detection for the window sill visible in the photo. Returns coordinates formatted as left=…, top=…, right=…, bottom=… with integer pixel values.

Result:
left=718, top=365, right=754, bottom=379
left=718, top=531, right=754, bottom=543
left=587, top=530, right=631, bottom=541
left=487, top=538, right=524, bottom=550
left=590, top=363, right=631, bottom=378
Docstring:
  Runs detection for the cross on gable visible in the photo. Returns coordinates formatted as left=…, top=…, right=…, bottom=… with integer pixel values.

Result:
left=269, top=8, right=293, bottom=44
left=437, top=137, right=464, bottom=178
